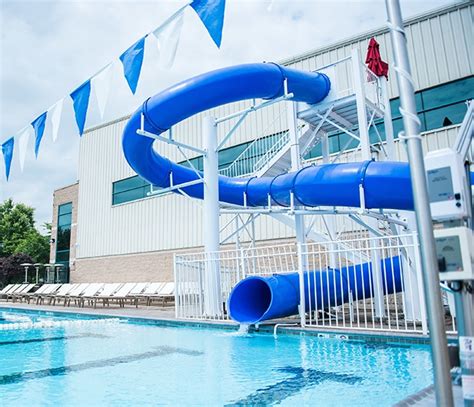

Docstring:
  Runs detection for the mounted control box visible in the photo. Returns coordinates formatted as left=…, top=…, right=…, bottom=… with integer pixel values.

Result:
left=425, top=148, right=468, bottom=221
left=434, top=226, right=473, bottom=281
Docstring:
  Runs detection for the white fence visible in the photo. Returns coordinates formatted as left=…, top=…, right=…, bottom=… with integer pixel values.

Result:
left=174, top=234, right=457, bottom=335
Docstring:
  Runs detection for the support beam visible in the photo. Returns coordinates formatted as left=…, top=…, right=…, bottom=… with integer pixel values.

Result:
left=381, top=78, right=396, bottom=160
left=202, top=116, right=222, bottom=317
left=288, top=101, right=307, bottom=327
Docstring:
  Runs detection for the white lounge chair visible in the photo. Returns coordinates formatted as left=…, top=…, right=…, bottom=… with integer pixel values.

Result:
left=1, top=284, right=22, bottom=299
left=82, top=283, right=122, bottom=308
left=134, top=282, right=164, bottom=306
left=102, top=283, right=137, bottom=308
left=126, top=282, right=150, bottom=307
left=0, top=284, right=15, bottom=298
left=5, top=284, right=28, bottom=301
left=149, top=282, right=175, bottom=306
left=36, top=284, right=62, bottom=304
left=10, top=284, right=36, bottom=302
left=47, top=283, right=77, bottom=305
left=68, top=283, right=103, bottom=307
left=24, top=284, right=52, bottom=304
left=62, top=283, right=90, bottom=306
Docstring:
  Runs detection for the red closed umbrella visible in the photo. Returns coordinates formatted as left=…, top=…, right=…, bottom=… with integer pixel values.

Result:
left=365, top=37, right=389, bottom=79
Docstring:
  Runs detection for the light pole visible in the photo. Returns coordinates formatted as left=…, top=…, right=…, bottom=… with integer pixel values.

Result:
left=385, top=1, right=453, bottom=405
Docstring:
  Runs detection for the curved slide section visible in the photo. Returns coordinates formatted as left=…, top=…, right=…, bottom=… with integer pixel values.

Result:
left=122, top=63, right=414, bottom=324
left=228, top=257, right=403, bottom=324
left=122, top=63, right=414, bottom=211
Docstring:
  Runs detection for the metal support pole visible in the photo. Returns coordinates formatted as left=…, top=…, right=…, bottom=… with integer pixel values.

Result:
left=385, top=1, right=453, bottom=405
left=381, top=78, right=396, bottom=160
left=352, top=48, right=371, bottom=158
left=288, top=101, right=307, bottom=327
left=202, top=116, right=222, bottom=317
left=321, top=133, right=338, bottom=269
left=354, top=47, right=386, bottom=317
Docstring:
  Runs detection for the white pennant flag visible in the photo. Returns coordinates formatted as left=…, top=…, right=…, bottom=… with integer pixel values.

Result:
left=153, top=9, right=185, bottom=69
left=93, top=63, right=112, bottom=119
left=18, top=126, right=32, bottom=172
left=48, top=98, right=64, bottom=142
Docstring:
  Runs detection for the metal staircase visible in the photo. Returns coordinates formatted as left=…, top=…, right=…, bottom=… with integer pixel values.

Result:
left=219, top=123, right=324, bottom=178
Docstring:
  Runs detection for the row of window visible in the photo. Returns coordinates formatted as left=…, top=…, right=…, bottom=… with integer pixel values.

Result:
left=55, top=202, right=72, bottom=282
left=112, top=75, right=473, bottom=206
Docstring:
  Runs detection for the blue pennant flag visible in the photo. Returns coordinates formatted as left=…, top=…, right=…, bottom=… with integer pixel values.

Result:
left=190, top=0, right=226, bottom=48
left=70, top=80, right=91, bottom=136
left=120, top=36, right=146, bottom=94
left=1, top=137, right=15, bottom=181
left=32, top=112, right=47, bottom=158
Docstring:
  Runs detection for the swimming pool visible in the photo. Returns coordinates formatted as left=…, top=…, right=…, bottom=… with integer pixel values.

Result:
left=1, top=308, right=432, bottom=406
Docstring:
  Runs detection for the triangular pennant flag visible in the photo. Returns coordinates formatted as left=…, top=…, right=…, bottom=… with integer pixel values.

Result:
left=32, top=111, right=48, bottom=158
left=93, top=63, right=112, bottom=119
left=1, top=137, right=15, bottom=181
left=18, top=127, right=32, bottom=172
left=70, top=80, right=91, bottom=136
left=190, top=0, right=226, bottom=48
left=120, top=36, right=146, bottom=94
left=153, top=10, right=185, bottom=69
left=49, top=98, right=64, bottom=142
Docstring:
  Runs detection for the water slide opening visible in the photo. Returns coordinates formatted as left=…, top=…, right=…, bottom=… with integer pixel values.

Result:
left=228, top=277, right=272, bottom=324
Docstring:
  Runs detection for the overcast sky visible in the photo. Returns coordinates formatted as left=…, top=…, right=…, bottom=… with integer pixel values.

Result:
left=0, top=0, right=456, bottom=231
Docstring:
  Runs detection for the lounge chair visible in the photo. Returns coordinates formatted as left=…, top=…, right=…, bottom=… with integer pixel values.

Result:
left=126, top=282, right=150, bottom=307
left=62, top=283, right=90, bottom=307
left=0, top=284, right=15, bottom=298
left=83, top=283, right=123, bottom=308
left=66, top=283, right=102, bottom=307
left=10, top=284, right=36, bottom=302
left=101, top=283, right=137, bottom=308
left=1, top=284, right=22, bottom=299
left=47, top=283, right=77, bottom=305
left=134, top=282, right=164, bottom=306
left=4, top=284, right=27, bottom=301
left=23, top=284, right=51, bottom=304
left=149, top=282, right=175, bottom=306
left=36, top=284, right=62, bottom=304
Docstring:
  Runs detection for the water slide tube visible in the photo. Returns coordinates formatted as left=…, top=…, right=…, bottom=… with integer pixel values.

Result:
left=122, top=63, right=413, bottom=323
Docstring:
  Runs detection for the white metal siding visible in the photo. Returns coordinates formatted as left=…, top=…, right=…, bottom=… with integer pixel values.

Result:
left=76, top=2, right=473, bottom=258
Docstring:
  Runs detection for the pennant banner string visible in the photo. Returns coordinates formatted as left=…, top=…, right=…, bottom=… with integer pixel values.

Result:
left=1, top=0, right=227, bottom=180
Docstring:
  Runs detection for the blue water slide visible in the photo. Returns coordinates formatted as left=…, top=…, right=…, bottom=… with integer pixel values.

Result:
left=122, top=63, right=412, bottom=324
left=228, top=257, right=403, bottom=324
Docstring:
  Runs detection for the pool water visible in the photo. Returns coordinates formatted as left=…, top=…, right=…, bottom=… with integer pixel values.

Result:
left=1, top=309, right=433, bottom=406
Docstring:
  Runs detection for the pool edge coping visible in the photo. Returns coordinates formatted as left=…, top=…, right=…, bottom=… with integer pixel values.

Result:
left=0, top=303, right=457, bottom=346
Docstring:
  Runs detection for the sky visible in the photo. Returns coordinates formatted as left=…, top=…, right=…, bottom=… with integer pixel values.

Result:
left=0, top=0, right=457, bottom=231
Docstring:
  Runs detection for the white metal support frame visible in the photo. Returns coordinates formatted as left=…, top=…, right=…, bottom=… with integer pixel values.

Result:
left=202, top=116, right=222, bottom=317
left=288, top=101, right=307, bottom=327
left=352, top=47, right=386, bottom=318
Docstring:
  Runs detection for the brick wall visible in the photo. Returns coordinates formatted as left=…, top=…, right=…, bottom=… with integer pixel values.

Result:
left=72, top=237, right=297, bottom=283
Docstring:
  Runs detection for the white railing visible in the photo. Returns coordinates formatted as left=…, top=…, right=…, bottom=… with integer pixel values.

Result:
left=219, top=130, right=290, bottom=178
left=174, top=235, right=457, bottom=335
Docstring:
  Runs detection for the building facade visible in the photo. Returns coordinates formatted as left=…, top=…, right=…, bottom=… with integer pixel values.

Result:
left=51, top=2, right=474, bottom=284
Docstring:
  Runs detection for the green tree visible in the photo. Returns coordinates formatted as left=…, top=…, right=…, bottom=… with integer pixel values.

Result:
left=0, top=198, right=35, bottom=256
left=0, top=199, right=49, bottom=262
left=15, top=230, right=50, bottom=264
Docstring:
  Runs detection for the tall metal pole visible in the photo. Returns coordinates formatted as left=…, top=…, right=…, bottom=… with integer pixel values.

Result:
left=288, top=101, right=307, bottom=327
left=385, top=1, right=453, bottom=405
left=202, top=116, right=222, bottom=317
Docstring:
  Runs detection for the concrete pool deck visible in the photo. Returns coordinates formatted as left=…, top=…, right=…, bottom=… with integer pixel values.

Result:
left=0, top=301, right=466, bottom=406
